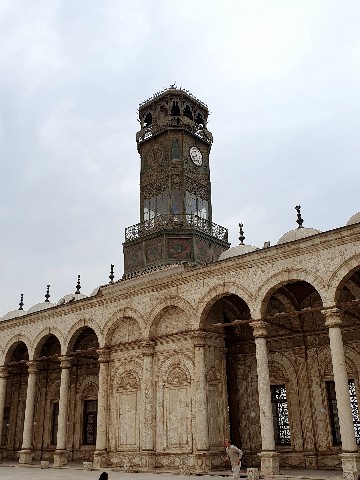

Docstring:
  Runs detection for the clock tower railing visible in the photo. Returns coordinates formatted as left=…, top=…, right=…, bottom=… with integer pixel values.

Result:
left=125, top=214, right=228, bottom=243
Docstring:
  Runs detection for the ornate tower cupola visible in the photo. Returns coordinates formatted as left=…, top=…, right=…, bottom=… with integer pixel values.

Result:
left=123, top=86, right=230, bottom=276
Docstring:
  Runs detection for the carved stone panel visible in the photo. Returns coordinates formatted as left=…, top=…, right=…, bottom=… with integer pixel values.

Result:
left=167, top=238, right=192, bottom=261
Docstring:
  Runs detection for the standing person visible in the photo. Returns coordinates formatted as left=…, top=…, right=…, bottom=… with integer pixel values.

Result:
left=223, top=438, right=243, bottom=480
left=99, top=473, right=108, bottom=480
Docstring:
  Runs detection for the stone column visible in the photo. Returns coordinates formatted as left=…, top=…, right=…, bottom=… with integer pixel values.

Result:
left=250, top=321, right=279, bottom=476
left=93, top=349, right=110, bottom=469
left=0, top=366, right=8, bottom=460
left=19, top=361, right=38, bottom=464
left=53, top=356, right=72, bottom=467
left=323, top=308, right=359, bottom=479
left=193, top=332, right=210, bottom=472
left=141, top=341, right=155, bottom=469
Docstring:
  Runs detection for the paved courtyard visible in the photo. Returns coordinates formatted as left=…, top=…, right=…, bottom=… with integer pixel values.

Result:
left=0, top=462, right=345, bottom=480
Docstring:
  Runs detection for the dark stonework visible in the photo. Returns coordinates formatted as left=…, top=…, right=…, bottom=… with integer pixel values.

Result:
left=123, top=87, right=230, bottom=276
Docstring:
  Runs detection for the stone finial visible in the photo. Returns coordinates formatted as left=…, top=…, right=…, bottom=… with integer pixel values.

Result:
left=18, top=293, right=24, bottom=311
left=109, top=264, right=114, bottom=284
left=239, top=223, right=245, bottom=245
left=75, top=275, right=81, bottom=295
left=45, top=285, right=50, bottom=302
left=295, top=205, right=304, bottom=228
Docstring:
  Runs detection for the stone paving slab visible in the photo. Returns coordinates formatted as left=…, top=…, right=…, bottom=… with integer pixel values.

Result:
left=0, top=464, right=345, bottom=480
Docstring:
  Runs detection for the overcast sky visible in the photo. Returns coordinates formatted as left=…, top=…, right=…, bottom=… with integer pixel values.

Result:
left=1, top=0, right=360, bottom=316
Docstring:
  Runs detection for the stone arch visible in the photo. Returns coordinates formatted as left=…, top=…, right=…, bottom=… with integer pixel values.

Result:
left=103, top=307, right=145, bottom=345
left=254, top=268, right=327, bottom=318
left=114, top=370, right=141, bottom=392
left=79, top=376, right=99, bottom=399
left=197, top=282, right=254, bottom=330
left=65, top=320, right=100, bottom=354
left=146, top=296, right=195, bottom=337
left=146, top=297, right=194, bottom=339
left=327, top=253, right=360, bottom=304
left=3, top=335, right=31, bottom=364
left=157, top=352, right=194, bottom=383
left=32, top=329, right=63, bottom=359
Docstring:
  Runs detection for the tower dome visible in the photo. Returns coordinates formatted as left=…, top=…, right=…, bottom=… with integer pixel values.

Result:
left=277, top=205, right=321, bottom=245
left=27, top=285, right=54, bottom=313
left=219, top=223, right=259, bottom=260
left=347, top=212, right=360, bottom=226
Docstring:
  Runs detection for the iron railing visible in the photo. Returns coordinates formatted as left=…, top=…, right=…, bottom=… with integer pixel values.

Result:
left=125, top=214, right=228, bottom=243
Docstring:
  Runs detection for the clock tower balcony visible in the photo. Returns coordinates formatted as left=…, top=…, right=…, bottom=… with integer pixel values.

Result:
left=123, top=214, right=230, bottom=277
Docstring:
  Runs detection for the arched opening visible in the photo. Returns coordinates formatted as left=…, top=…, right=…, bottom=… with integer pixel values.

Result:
left=262, top=280, right=327, bottom=468
left=203, top=294, right=253, bottom=464
left=67, top=327, right=99, bottom=457
left=334, top=267, right=360, bottom=446
left=33, top=335, right=61, bottom=458
left=3, top=342, right=29, bottom=459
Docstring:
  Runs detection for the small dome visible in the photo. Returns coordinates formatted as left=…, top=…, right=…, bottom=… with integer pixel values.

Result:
left=90, top=286, right=101, bottom=296
left=219, top=244, right=259, bottom=260
left=1, top=309, right=26, bottom=321
left=57, top=293, right=86, bottom=305
left=277, top=227, right=321, bottom=245
left=27, top=302, right=54, bottom=314
left=347, top=212, right=360, bottom=226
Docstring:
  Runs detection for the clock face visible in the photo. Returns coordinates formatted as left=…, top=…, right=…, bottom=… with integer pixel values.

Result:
left=189, top=146, right=203, bottom=166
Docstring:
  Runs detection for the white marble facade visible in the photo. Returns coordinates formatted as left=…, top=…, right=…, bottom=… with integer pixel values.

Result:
left=0, top=219, right=360, bottom=478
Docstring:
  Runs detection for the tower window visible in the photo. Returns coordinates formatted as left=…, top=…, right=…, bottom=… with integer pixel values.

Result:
left=171, top=101, right=180, bottom=116
left=183, top=105, right=193, bottom=120
left=271, top=384, right=291, bottom=445
left=185, top=192, right=208, bottom=220
left=327, top=380, right=360, bottom=445
left=195, top=113, right=204, bottom=126
left=144, top=112, right=152, bottom=127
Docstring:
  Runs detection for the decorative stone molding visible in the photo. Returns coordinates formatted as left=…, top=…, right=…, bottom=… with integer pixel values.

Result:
left=58, top=356, right=72, bottom=369
left=250, top=320, right=268, bottom=338
left=322, top=307, right=342, bottom=328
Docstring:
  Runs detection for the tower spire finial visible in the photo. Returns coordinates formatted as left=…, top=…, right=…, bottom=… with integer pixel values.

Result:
left=45, top=285, right=50, bottom=302
left=295, top=205, right=304, bottom=228
left=239, top=223, right=245, bottom=245
left=109, top=264, right=114, bottom=284
left=18, top=293, right=24, bottom=311
left=75, top=275, right=81, bottom=295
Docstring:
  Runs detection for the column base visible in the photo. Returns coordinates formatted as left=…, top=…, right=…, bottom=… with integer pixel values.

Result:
left=304, top=451, right=318, bottom=469
left=340, top=452, right=359, bottom=480
left=18, top=449, right=33, bottom=464
left=53, top=450, right=68, bottom=467
left=141, top=452, right=155, bottom=470
left=194, top=452, right=211, bottom=473
left=258, top=451, right=280, bottom=476
left=93, top=450, right=108, bottom=469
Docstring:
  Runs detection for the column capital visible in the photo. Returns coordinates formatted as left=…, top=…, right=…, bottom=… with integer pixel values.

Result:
left=26, top=361, right=39, bottom=374
left=140, top=341, right=155, bottom=356
left=0, top=366, right=8, bottom=378
left=250, top=320, right=268, bottom=338
left=321, top=308, right=342, bottom=328
left=58, top=356, right=72, bottom=369
left=97, top=349, right=110, bottom=363
left=192, top=331, right=206, bottom=347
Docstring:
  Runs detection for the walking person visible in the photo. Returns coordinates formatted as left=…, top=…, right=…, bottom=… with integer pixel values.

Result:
left=223, top=438, right=243, bottom=480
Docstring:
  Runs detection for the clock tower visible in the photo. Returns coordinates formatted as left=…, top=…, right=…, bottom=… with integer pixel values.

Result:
left=123, top=86, right=230, bottom=276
